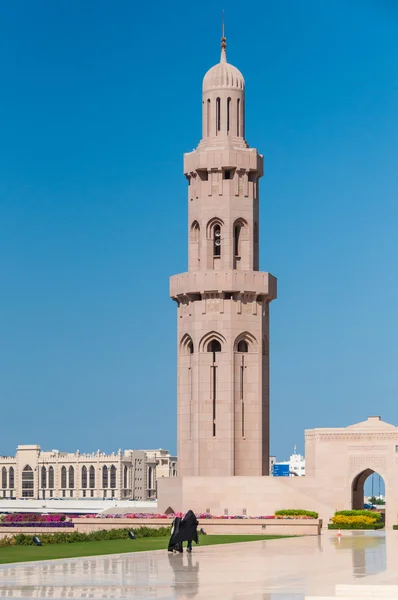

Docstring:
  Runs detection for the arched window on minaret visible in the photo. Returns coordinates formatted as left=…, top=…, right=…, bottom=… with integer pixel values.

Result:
left=180, top=334, right=194, bottom=355
left=216, top=97, right=221, bottom=133
left=213, top=224, right=221, bottom=257
left=233, top=218, right=248, bottom=269
left=190, top=221, right=200, bottom=270
left=237, top=98, right=240, bottom=136
left=207, top=339, right=222, bottom=437
left=234, top=333, right=257, bottom=438
left=206, top=218, right=224, bottom=270
left=207, top=99, right=211, bottom=136
left=227, top=97, right=231, bottom=134
left=234, top=223, right=241, bottom=259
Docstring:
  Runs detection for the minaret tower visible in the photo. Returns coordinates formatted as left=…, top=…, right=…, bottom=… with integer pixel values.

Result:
left=170, top=33, right=277, bottom=477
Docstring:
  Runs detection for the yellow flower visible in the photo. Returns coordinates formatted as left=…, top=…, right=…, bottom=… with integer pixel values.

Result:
left=332, top=515, right=377, bottom=525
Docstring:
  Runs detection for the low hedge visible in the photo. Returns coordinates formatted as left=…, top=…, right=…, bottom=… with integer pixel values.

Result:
left=328, top=522, right=384, bottom=530
left=334, top=510, right=382, bottom=521
left=0, top=526, right=171, bottom=547
left=274, top=510, right=318, bottom=519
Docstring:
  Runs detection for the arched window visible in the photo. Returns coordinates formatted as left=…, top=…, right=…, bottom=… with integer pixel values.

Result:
left=237, top=340, right=249, bottom=353
left=190, top=221, right=200, bottom=269
left=191, top=221, right=200, bottom=243
left=216, top=97, right=221, bottom=133
left=148, top=466, right=153, bottom=490
left=207, top=339, right=221, bottom=438
left=89, top=465, right=95, bottom=489
left=124, top=465, right=128, bottom=489
left=237, top=98, right=240, bottom=136
left=207, top=99, right=211, bottom=136
left=41, top=466, right=47, bottom=489
left=61, top=466, right=67, bottom=489
left=213, top=224, right=221, bottom=257
left=69, top=466, right=74, bottom=489
left=180, top=334, right=194, bottom=355
left=234, top=223, right=242, bottom=257
left=1, top=467, right=7, bottom=489
left=110, top=465, right=117, bottom=489
left=48, top=466, right=54, bottom=489
left=9, top=467, right=14, bottom=489
left=22, top=465, right=34, bottom=498
left=102, top=465, right=108, bottom=489
left=208, top=339, right=221, bottom=354
left=81, top=466, right=87, bottom=489
left=227, top=97, right=231, bottom=133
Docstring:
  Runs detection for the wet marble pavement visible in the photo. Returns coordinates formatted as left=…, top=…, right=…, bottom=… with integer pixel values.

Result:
left=0, top=531, right=397, bottom=599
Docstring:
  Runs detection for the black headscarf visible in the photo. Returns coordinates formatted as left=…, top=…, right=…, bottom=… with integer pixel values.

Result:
left=169, top=510, right=199, bottom=545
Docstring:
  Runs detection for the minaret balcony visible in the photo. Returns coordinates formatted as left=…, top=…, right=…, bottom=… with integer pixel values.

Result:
left=184, top=146, right=263, bottom=176
left=170, top=270, right=277, bottom=300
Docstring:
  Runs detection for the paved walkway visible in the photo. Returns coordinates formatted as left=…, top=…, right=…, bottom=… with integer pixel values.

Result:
left=0, top=531, right=396, bottom=599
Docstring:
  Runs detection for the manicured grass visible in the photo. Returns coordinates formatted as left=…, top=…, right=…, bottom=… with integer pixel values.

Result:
left=0, top=535, right=288, bottom=565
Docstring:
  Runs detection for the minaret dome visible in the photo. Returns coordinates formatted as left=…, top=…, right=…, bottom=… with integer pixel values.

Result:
left=202, top=37, right=245, bottom=141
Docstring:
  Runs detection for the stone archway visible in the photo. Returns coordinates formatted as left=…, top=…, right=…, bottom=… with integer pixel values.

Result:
left=351, top=468, right=375, bottom=510
left=351, top=468, right=385, bottom=525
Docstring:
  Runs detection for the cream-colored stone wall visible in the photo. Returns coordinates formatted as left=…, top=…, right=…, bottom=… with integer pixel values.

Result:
left=159, top=416, right=398, bottom=528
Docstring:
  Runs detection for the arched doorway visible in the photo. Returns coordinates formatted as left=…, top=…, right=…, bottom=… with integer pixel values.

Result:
left=351, top=469, right=385, bottom=522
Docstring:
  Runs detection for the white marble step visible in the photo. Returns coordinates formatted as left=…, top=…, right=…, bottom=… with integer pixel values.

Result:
left=336, top=585, right=398, bottom=597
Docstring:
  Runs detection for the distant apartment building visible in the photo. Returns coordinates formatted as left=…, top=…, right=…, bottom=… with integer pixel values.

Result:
left=140, top=449, right=178, bottom=499
left=0, top=445, right=177, bottom=501
left=271, top=448, right=305, bottom=477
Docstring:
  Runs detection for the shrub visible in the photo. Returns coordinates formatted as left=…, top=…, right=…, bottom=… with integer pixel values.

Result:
left=274, top=510, right=318, bottom=519
left=329, top=522, right=384, bottom=530
left=0, top=526, right=172, bottom=547
left=334, top=510, right=381, bottom=521
left=331, top=515, right=377, bottom=526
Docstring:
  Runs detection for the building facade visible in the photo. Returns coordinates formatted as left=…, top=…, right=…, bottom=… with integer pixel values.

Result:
left=0, top=445, right=176, bottom=501
left=272, top=450, right=306, bottom=476
left=138, top=449, right=177, bottom=499
left=170, top=34, right=277, bottom=477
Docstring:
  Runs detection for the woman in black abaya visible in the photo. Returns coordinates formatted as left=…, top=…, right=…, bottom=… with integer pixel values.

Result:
left=168, top=510, right=199, bottom=553
left=168, top=513, right=183, bottom=552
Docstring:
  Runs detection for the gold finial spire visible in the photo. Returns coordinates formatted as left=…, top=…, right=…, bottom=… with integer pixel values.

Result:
left=221, top=9, right=227, bottom=61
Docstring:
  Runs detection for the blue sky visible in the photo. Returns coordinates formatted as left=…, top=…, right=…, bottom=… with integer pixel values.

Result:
left=1, top=0, right=398, bottom=462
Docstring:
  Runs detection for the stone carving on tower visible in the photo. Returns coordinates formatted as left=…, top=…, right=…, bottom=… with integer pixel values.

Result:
left=170, top=34, right=277, bottom=477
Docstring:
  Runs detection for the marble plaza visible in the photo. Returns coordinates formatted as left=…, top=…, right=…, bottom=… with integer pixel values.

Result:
left=1, top=532, right=398, bottom=599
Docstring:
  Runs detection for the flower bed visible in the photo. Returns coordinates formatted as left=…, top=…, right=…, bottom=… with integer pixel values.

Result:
left=328, top=510, right=384, bottom=530
left=0, top=513, right=69, bottom=523
left=74, top=510, right=318, bottom=520
left=0, top=522, right=74, bottom=528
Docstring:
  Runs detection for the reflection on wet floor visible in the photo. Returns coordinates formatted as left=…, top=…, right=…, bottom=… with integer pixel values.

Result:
left=329, top=531, right=387, bottom=578
left=0, top=532, right=395, bottom=599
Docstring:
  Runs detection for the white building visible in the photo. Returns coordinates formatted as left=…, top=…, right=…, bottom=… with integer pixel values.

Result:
left=0, top=445, right=177, bottom=501
left=272, top=448, right=305, bottom=477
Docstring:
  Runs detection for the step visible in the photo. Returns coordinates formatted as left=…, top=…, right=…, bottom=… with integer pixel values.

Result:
left=336, top=585, right=398, bottom=597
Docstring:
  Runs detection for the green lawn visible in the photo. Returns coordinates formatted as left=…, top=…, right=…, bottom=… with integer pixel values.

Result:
left=0, top=535, right=288, bottom=565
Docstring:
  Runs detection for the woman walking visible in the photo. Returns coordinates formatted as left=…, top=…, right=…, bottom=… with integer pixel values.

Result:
left=181, top=510, right=199, bottom=553
left=168, top=512, right=183, bottom=553
left=168, top=510, right=199, bottom=553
